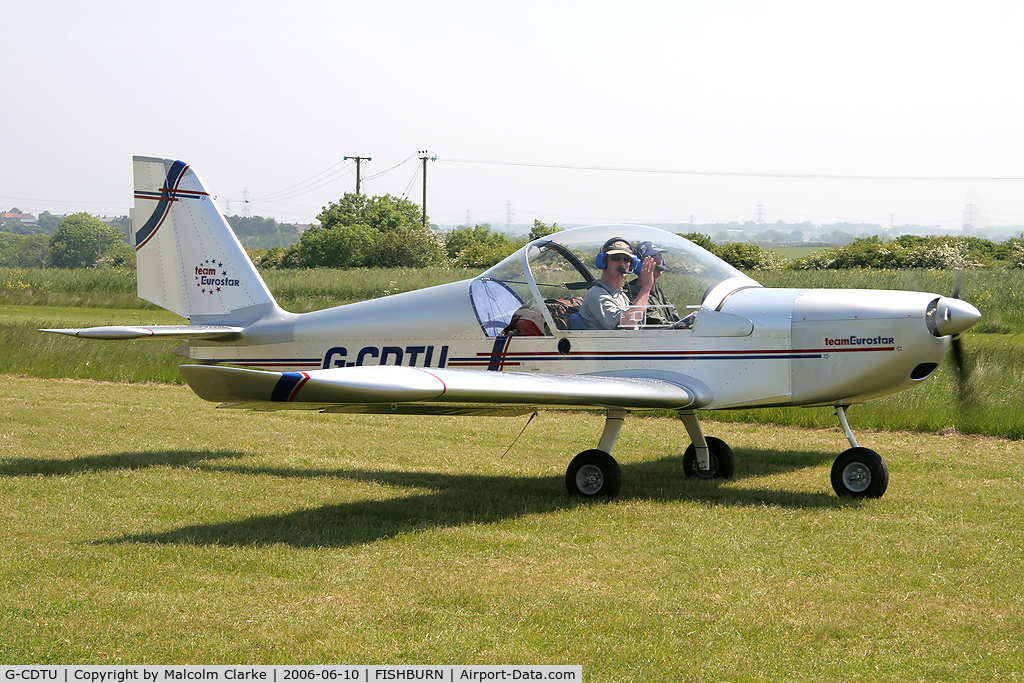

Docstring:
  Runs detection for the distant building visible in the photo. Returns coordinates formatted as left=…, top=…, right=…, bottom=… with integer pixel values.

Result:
left=3, top=211, right=36, bottom=223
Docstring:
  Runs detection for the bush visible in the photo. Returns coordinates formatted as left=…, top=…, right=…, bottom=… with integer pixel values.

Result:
left=1011, top=242, right=1024, bottom=269
left=715, top=242, right=784, bottom=270
left=49, top=213, right=126, bottom=268
left=277, top=193, right=445, bottom=269
left=680, top=232, right=715, bottom=252
left=903, top=241, right=984, bottom=270
left=794, top=236, right=988, bottom=270
left=445, top=225, right=519, bottom=268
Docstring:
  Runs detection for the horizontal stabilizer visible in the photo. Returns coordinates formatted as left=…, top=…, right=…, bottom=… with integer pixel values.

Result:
left=179, top=364, right=707, bottom=411
left=40, top=325, right=243, bottom=340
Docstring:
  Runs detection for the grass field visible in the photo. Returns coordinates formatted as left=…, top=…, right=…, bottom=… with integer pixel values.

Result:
left=771, top=245, right=825, bottom=261
left=1, top=376, right=1022, bottom=679
left=3, top=265, right=1024, bottom=675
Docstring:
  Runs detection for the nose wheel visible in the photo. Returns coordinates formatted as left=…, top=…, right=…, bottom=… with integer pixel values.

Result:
left=831, top=406, right=888, bottom=498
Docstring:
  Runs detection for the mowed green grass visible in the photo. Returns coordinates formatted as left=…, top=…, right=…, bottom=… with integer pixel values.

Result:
left=2, top=376, right=1023, bottom=679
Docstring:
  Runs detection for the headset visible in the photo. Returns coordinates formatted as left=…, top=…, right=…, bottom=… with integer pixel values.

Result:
left=595, top=237, right=641, bottom=273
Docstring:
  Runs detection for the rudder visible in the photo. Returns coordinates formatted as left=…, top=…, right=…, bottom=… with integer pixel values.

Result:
left=131, top=156, right=277, bottom=324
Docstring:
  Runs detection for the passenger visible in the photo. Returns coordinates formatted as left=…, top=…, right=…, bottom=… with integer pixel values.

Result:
left=578, top=237, right=656, bottom=329
left=626, top=241, right=680, bottom=327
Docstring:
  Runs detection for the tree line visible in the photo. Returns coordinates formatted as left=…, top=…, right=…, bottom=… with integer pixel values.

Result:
left=4, top=194, right=1023, bottom=272
left=252, top=193, right=564, bottom=270
left=0, top=211, right=300, bottom=269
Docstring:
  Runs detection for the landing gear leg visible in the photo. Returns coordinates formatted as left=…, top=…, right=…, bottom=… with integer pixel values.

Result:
left=831, top=405, right=889, bottom=498
left=679, top=410, right=735, bottom=479
left=565, top=409, right=625, bottom=498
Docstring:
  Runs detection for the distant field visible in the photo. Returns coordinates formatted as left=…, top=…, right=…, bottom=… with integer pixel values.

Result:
left=771, top=245, right=826, bottom=261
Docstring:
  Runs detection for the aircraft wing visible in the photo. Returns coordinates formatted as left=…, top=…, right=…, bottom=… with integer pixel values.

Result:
left=178, top=364, right=712, bottom=414
left=40, top=325, right=243, bottom=340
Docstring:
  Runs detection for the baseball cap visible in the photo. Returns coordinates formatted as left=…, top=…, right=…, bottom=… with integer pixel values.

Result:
left=637, top=241, right=666, bottom=260
left=602, top=238, right=634, bottom=257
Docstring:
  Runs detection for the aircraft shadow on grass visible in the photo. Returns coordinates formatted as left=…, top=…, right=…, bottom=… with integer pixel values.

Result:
left=96, top=446, right=854, bottom=550
left=0, top=449, right=245, bottom=478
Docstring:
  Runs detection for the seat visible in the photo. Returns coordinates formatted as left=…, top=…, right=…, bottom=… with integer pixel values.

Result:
left=568, top=312, right=588, bottom=330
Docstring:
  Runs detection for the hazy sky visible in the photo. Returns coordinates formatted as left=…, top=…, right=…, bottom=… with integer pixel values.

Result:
left=4, top=0, right=1024, bottom=230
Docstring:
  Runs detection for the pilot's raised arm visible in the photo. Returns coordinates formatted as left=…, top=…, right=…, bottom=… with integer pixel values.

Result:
left=578, top=238, right=654, bottom=330
left=625, top=241, right=681, bottom=327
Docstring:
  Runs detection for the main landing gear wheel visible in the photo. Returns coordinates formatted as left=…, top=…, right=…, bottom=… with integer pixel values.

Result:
left=565, top=449, right=622, bottom=498
left=831, top=447, right=889, bottom=498
left=682, top=436, right=736, bottom=480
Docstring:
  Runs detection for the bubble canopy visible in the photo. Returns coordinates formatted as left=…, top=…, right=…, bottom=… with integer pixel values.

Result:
left=469, top=225, right=761, bottom=336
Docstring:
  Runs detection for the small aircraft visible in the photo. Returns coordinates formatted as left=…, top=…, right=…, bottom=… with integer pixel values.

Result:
left=44, top=156, right=982, bottom=500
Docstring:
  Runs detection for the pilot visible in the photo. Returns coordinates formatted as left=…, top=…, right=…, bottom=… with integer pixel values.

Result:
left=626, top=241, right=680, bottom=327
left=579, top=237, right=656, bottom=329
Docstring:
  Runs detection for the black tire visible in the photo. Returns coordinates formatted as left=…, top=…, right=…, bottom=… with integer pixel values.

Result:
left=565, top=449, right=622, bottom=498
left=831, top=447, right=889, bottom=498
left=682, top=436, right=736, bottom=479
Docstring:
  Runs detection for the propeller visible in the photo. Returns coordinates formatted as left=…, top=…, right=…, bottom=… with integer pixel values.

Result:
left=951, top=274, right=966, bottom=395
left=932, top=273, right=981, bottom=403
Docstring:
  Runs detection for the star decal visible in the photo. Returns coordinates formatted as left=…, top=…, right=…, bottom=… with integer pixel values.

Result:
left=194, top=257, right=229, bottom=296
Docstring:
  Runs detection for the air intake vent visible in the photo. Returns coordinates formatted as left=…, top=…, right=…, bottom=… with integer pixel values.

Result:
left=910, top=362, right=938, bottom=380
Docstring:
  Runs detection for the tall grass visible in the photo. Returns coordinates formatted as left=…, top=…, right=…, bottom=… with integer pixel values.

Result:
left=263, top=266, right=474, bottom=311
left=0, top=321, right=183, bottom=383
left=5, top=266, right=1020, bottom=330
left=0, top=267, right=473, bottom=313
left=5, top=266, right=1022, bottom=437
left=0, top=268, right=154, bottom=309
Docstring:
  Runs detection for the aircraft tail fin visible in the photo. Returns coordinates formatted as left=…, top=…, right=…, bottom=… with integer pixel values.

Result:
left=131, top=156, right=278, bottom=324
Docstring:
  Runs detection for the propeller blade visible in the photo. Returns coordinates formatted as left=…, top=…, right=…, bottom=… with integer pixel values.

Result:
left=950, top=335, right=973, bottom=405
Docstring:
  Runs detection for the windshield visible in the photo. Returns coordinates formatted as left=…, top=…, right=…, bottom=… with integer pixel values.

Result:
left=470, top=225, right=760, bottom=336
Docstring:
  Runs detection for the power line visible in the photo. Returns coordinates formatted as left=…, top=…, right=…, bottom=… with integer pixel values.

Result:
left=438, top=158, right=1024, bottom=182
left=364, top=153, right=418, bottom=181
left=251, top=159, right=354, bottom=202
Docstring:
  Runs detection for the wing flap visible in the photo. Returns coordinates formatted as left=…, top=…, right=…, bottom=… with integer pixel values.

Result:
left=179, top=364, right=708, bottom=411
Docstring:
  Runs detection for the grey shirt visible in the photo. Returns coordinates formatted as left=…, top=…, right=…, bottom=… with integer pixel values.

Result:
left=579, top=279, right=631, bottom=329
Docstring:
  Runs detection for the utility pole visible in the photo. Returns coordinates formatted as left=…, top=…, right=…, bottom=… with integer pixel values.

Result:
left=755, top=203, right=765, bottom=225
left=418, top=150, right=436, bottom=227
left=344, top=156, right=372, bottom=194
left=505, top=201, right=514, bottom=233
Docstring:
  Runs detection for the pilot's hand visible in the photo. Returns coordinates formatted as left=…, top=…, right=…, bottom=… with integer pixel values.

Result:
left=638, top=256, right=656, bottom=290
